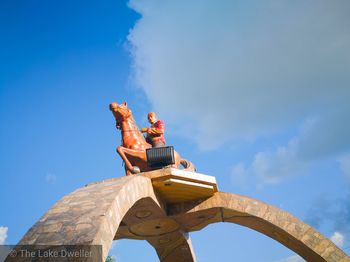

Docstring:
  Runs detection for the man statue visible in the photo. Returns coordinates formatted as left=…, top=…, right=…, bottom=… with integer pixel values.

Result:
left=141, top=112, right=166, bottom=147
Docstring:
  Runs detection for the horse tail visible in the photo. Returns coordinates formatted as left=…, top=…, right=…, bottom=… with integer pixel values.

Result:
left=180, top=159, right=196, bottom=172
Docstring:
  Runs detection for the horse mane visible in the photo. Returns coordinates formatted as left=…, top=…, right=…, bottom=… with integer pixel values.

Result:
left=128, top=115, right=146, bottom=142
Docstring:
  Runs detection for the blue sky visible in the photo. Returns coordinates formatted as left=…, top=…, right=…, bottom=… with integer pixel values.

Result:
left=1, top=1, right=349, bottom=261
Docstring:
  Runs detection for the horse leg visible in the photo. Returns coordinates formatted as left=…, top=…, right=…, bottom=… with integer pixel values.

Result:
left=124, top=164, right=133, bottom=176
left=117, top=146, right=140, bottom=174
left=117, top=146, right=142, bottom=174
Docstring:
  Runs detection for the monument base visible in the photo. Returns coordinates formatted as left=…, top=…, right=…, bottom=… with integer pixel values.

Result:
left=142, top=168, right=218, bottom=204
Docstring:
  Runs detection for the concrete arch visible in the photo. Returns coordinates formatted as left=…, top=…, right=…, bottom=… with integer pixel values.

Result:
left=16, top=175, right=195, bottom=261
left=15, top=173, right=349, bottom=262
left=168, top=192, right=349, bottom=262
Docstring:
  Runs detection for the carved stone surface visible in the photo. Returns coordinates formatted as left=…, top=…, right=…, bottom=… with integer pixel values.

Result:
left=14, top=168, right=349, bottom=262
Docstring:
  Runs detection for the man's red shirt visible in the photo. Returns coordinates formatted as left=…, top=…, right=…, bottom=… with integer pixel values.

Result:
left=147, top=120, right=166, bottom=144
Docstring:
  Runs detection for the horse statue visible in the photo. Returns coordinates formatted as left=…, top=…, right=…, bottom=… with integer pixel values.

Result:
left=109, top=102, right=196, bottom=176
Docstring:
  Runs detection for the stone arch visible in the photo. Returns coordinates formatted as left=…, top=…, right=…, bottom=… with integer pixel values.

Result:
left=16, top=175, right=195, bottom=261
left=168, top=192, right=349, bottom=262
left=16, top=174, right=349, bottom=262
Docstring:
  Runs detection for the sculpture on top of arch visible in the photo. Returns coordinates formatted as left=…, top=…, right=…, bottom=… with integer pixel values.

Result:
left=7, top=102, right=349, bottom=262
left=109, top=101, right=196, bottom=176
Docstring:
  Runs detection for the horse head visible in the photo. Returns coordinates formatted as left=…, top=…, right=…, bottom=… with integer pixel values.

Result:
left=109, top=102, right=132, bottom=129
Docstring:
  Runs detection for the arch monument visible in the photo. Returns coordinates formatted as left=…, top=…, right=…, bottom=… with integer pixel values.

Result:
left=7, top=168, right=350, bottom=262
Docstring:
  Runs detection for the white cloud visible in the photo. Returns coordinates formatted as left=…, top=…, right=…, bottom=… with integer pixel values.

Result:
left=330, top=231, right=345, bottom=248
left=127, top=0, right=350, bottom=151
left=45, top=173, right=57, bottom=184
left=0, top=226, right=8, bottom=245
left=252, top=138, right=305, bottom=185
left=231, top=114, right=350, bottom=185
left=231, top=120, right=310, bottom=185
left=231, top=140, right=307, bottom=186
left=275, top=255, right=305, bottom=262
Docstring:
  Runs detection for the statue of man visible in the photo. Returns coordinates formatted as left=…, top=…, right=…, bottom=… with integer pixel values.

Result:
left=141, top=112, right=166, bottom=147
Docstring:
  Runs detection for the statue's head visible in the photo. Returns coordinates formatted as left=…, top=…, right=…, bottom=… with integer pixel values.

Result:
left=109, top=102, right=131, bottom=129
left=147, top=112, right=157, bottom=124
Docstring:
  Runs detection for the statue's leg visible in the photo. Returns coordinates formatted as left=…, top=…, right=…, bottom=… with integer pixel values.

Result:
left=124, top=165, right=132, bottom=176
left=117, top=146, right=141, bottom=174
left=117, top=146, right=134, bottom=173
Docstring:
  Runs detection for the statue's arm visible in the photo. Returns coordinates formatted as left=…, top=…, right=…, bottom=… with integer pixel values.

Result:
left=140, top=127, right=162, bottom=134
left=148, top=127, right=163, bottom=135
left=147, top=121, right=165, bottom=135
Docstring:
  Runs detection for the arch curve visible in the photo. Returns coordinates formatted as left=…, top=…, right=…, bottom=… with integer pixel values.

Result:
left=16, top=174, right=349, bottom=262
left=168, top=192, right=349, bottom=262
left=17, top=175, right=195, bottom=261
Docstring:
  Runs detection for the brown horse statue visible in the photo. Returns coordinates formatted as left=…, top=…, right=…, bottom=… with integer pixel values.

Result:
left=110, top=102, right=196, bottom=176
